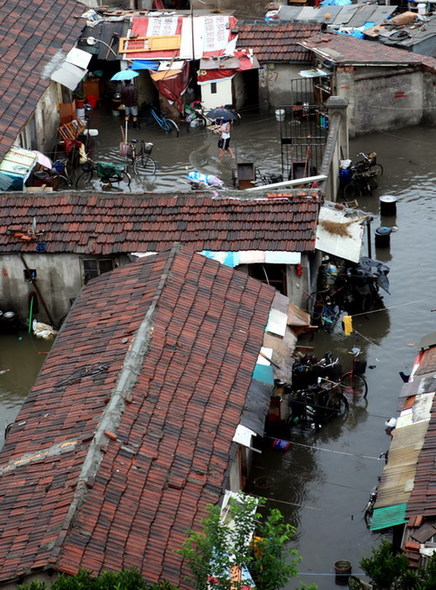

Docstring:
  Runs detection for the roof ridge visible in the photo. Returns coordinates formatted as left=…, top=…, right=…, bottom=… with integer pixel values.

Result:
left=49, top=244, right=181, bottom=565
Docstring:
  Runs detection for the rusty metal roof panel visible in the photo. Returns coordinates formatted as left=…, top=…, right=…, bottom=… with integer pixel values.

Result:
left=375, top=420, right=429, bottom=509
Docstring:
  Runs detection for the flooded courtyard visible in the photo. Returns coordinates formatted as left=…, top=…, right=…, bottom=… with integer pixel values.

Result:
left=2, top=117, right=436, bottom=588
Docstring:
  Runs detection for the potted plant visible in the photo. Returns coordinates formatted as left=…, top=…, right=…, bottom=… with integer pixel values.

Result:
left=73, top=90, right=85, bottom=109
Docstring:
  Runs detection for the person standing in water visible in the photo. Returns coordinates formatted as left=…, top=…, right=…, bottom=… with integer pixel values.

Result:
left=217, top=119, right=235, bottom=160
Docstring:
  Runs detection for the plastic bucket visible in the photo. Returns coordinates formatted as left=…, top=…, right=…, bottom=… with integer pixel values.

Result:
left=375, top=226, right=392, bottom=248
left=334, top=560, right=352, bottom=585
left=275, top=108, right=285, bottom=121
left=86, top=95, right=98, bottom=109
left=379, top=195, right=397, bottom=216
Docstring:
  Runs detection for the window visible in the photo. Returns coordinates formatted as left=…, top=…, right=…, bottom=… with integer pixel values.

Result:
left=83, top=259, right=114, bottom=284
left=247, top=263, right=287, bottom=295
left=211, top=82, right=217, bottom=94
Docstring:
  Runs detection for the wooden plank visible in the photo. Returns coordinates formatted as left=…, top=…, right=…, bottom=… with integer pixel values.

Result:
left=119, top=35, right=181, bottom=53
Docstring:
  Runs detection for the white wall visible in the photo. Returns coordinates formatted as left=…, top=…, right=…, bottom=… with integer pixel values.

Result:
left=201, top=78, right=233, bottom=111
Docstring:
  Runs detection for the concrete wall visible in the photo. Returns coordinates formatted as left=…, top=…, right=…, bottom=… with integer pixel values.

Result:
left=18, top=82, right=61, bottom=157
left=201, top=77, right=233, bottom=110
left=336, top=66, right=425, bottom=137
left=0, top=253, right=130, bottom=328
left=262, top=63, right=305, bottom=110
left=232, top=71, right=245, bottom=110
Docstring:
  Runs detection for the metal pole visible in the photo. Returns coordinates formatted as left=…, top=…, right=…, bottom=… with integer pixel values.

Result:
left=190, top=2, right=195, bottom=60
left=366, top=216, right=372, bottom=259
left=244, top=174, right=327, bottom=192
left=20, top=254, right=56, bottom=327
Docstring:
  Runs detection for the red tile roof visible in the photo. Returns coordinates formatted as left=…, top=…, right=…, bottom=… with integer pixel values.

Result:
left=0, top=246, right=277, bottom=585
left=301, top=33, right=436, bottom=71
left=407, top=346, right=436, bottom=519
left=0, top=0, right=86, bottom=163
left=237, top=23, right=320, bottom=62
left=0, top=193, right=320, bottom=254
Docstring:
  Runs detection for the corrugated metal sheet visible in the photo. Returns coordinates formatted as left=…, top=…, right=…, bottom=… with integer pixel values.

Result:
left=370, top=503, right=407, bottom=531
left=375, top=420, right=429, bottom=509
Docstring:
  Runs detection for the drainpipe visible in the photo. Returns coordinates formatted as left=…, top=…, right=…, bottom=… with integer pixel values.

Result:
left=20, top=254, right=55, bottom=327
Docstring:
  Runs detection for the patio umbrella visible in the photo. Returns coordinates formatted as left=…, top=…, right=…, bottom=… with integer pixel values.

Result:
left=206, top=107, right=237, bottom=121
left=110, top=70, right=139, bottom=81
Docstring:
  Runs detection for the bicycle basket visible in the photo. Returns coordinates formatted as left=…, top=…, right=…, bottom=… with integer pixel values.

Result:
left=143, top=142, right=153, bottom=155
left=354, top=360, right=367, bottom=375
left=96, top=162, right=124, bottom=179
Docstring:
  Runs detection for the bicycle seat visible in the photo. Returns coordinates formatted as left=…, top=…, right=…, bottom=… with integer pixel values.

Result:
left=130, top=139, right=138, bottom=144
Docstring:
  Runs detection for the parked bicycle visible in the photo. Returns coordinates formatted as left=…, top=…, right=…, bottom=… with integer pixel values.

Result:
left=143, top=104, right=179, bottom=136
left=287, top=378, right=349, bottom=432
left=185, top=101, right=209, bottom=132
left=339, top=151, right=382, bottom=199
left=355, top=151, right=383, bottom=176
left=75, top=159, right=131, bottom=190
left=127, top=139, right=156, bottom=175
left=32, top=158, right=72, bottom=190
left=340, top=347, right=368, bottom=398
left=254, top=169, right=284, bottom=186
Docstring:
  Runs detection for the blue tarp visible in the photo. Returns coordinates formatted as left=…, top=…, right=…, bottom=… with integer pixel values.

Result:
left=321, top=0, right=352, bottom=5
left=131, top=60, right=160, bottom=71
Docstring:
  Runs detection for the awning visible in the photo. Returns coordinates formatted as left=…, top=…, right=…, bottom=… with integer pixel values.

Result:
left=50, top=47, right=92, bottom=91
left=201, top=250, right=301, bottom=266
left=0, top=147, right=37, bottom=192
left=132, top=60, right=160, bottom=70
left=370, top=504, right=408, bottom=531
left=315, top=205, right=364, bottom=263
left=299, top=68, right=331, bottom=78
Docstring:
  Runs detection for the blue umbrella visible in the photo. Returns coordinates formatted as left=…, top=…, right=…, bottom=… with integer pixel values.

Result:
left=110, top=70, right=139, bottom=81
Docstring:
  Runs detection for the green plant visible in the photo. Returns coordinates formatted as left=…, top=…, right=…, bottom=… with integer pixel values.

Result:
left=73, top=90, right=85, bottom=100
left=360, top=540, right=409, bottom=589
left=17, top=568, right=153, bottom=590
left=177, top=492, right=316, bottom=590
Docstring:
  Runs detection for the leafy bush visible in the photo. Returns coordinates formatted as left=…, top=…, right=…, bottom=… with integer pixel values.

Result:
left=17, top=569, right=176, bottom=590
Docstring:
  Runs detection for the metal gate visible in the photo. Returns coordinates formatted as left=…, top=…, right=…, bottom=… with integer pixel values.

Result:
left=277, top=77, right=329, bottom=180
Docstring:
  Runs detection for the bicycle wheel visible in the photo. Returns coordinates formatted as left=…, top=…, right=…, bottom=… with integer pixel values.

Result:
left=187, top=116, right=206, bottom=133
left=344, top=181, right=362, bottom=200
left=54, top=174, right=70, bottom=190
left=134, top=154, right=156, bottom=176
left=121, top=170, right=132, bottom=188
left=165, top=119, right=180, bottom=137
left=325, top=391, right=349, bottom=418
left=369, top=163, right=383, bottom=176
left=75, top=170, right=93, bottom=189
left=341, top=372, right=368, bottom=399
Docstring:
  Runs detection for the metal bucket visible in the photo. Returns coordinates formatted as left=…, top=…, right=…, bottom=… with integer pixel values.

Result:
left=334, top=560, right=352, bottom=585
left=375, top=226, right=392, bottom=248
left=379, top=195, right=397, bottom=216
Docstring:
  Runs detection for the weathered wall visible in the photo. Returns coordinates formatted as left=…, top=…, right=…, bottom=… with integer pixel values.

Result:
left=232, top=72, right=245, bottom=110
left=336, top=66, right=424, bottom=137
left=422, top=71, right=436, bottom=128
left=0, top=253, right=83, bottom=327
left=262, top=63, right=305, bottom=110
left=0, top=254, right=130, bottom=327
left=18, top=83, right=61, bottom=157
